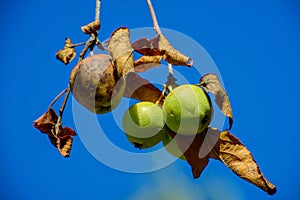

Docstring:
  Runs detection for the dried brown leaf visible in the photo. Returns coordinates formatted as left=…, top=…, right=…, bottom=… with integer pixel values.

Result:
left=168, top=129, right=209, bottom=178
left=209, top=130, right=277, bottom=195
left=57, top=137, right=73, bottom=157
left=134, top=55, right=163, bottom=72
left=33, top=108, right=58, bottom=134
left=47, top=134, right=57, bottom=147
left=132, top=34, right=193, bottom=67
left=51, top=126, right=76, bottom=158
left=81, top=19, right=100, bottom=34
left=33, top=108, right=76, bottom=157
left=108, top=27, right=134, bottom=78
left=124, top=72, right=164, bottom=105
left=199, top=73, right=233, bottom=129
left=55, top=38, right=76, bottom=65
left=58, top=126, right=76, bottom=138
left=132, top=37, right=161, bottom=56
left=168, top=126, right=277, bottom=194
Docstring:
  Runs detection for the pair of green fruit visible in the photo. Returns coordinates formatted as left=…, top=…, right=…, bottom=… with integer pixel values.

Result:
left=122, top=84, right=213, bottom=159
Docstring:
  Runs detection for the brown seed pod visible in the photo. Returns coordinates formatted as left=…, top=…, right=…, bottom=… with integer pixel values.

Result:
left=69, top=54, right=125, bottom=114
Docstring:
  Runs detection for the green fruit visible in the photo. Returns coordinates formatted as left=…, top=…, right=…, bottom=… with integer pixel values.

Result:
left=70, top=54, right=125, bottom=114
left=163, top=84, right=213, bottom=135
left=122, top=102, right=167, bottom=149
left=162, top=134, right=186, bottom=160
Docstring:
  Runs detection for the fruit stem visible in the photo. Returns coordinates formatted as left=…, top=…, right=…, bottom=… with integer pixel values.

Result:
left=167, top=85, right=173, bottom=92
left=155, top=85, right=167, bottom=105
left=146, top=0, right=162, bottom=35
left=164, top=63, right=177, bottom=92
left=168, top=63, right=173, bottom=75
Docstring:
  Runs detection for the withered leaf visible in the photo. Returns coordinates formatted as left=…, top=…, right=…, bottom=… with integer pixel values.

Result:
left=209, top=130, right=277, bottom=195
left=168, top=129, right=209, bottom=178
left=33, top=108, right=76, bottom=157
left=56, top=127, right=76, bottom=157
left=57, top=137, right=73, bottom=157
left=81, top=19, right=100, bottom=34
left=132, top=34, right=193, bottom=67
left=47, top=134, right=57, bottom=147
left=124, top=72, right=164, bottom=105
left=199, top=73, right=233, bottom=129
left=132, top=37, right=161, bottom=56
left=108, top=27, right=134, bottom=78
left=33, top=108, right=58, bottom=134
left=55, top=38, right=76, bottom=65
left=134, top=55, right=163, bottom=72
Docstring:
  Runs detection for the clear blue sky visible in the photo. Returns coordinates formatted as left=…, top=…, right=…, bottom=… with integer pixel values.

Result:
left=1, top=0, right=300, bottom=199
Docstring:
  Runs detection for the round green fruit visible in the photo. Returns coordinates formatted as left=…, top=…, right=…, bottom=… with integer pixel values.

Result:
left=70, top=54, right=125, bottom=114
left=122, top=102, right=167, bottom=149
left=162, top=134, right=186, bottom=160
left=163, top=84, right=213, bottom=135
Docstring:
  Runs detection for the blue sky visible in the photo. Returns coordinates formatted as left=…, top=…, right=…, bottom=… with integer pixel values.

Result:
left=1, top=0, right=300, bottom=199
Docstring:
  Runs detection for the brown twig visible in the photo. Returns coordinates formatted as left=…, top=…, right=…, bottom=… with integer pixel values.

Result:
left=54, top=85, right=71, bottom=135
left=95, top=0, right=101, bottom=21
left=58, top=85, right=71, bottom=117
left=146, top=0, right=162, bottom=35
left=54, top=0, right=102, bottom=134
left=48, top=89, right=67, bottom=109
left=79, top=0, right=102, bottom=61
left=79, top=31, right=97, bottom=61
left=71, top=42, right=86, bottom=48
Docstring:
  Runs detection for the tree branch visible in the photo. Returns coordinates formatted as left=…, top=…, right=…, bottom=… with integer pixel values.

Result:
left=54, top=0, right=102, bottom=134
left=95, top=0, right=101, bottom=21
left=146, top=0, right=162, bottom=34
left=48, top=89, right=67, bottom=109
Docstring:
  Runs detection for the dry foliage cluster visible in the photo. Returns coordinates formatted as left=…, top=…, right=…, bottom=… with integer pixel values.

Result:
left=33, top=0, right=276, bottom=195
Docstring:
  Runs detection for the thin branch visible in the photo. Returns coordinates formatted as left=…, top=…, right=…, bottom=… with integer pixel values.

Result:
left=48, top=89, right=67, bottom=109
left=165, top=64, right=177, bottom=91
left=95, top=0, right=104, bottom=50
left=95, top=0, right=101, bottom=21
left=79, top=34, right=96, bottom=61
left=71, top=42, right=86, bottom=48
left=54, top=0, right=102, bottom=133
left=79, top=0, right=102, bottom=61
left=146, top=0, right=162, bottom=34
left=55, top=85, right=71, bottom=135
left=168, top=63, right=173, bottom=75
left=58, top=85, right=71, bottom=117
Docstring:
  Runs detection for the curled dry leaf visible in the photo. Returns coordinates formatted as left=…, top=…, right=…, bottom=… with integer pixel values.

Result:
left=55, top=38, right=76, bottom=65
left=199, top=73, right=233, bottom=129
left=134, top=55, right=163, bottom=72
left=167, top=126, right=276, bottom=195
left=132, top=34, right=193, bottom=67
left=81, top=19, right=100, bottom=34
left=56, top=127, right=76, bottom=157
left=33, top=108, right=58, bottom=134
left=208, top=130, right=277, bottom=195
left=33, top=108, right=76, bottom=157
left=108, top=27, right=134, bottom=78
